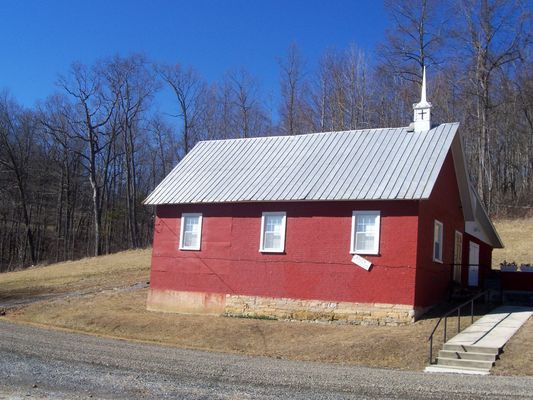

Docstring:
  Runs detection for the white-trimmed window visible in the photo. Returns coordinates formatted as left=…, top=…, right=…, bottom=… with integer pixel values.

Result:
left=351, top=211, right=380, bottom=255
left=179, top=213, right=203, bottom=250
left=433, top=220, right=444, bottom=263
left=260, top=212, right=286, bottom=253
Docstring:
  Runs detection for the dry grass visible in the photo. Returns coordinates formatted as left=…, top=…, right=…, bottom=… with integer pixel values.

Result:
left=493, top=218, right=533, bottom=268
left=491, top=316, right=533, bottom=376
left=0, top=249, right=150, bottom=302
left=7, top=288, right=454, bottom=371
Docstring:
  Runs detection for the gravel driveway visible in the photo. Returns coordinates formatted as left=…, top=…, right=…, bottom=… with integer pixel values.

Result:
left=0, top=320, right=532, bottom=400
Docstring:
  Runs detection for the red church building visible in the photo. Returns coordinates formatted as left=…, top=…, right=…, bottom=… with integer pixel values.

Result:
left=144, top=70, right=503, bottom=324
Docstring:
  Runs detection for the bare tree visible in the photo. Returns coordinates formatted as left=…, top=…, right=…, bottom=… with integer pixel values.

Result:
left=380, top=0, right=447, bottom=83
left=106, top=55, right=157, bottom=248
left=343, top=46, right=371, bottom=129
left=311, top=49, right=345, bottom=131
left=0, top=94, right=38, bottom=265
left=148, top=115, right=178, bottom=179
left=156, top=63, right=206, bottom=154
left=278, top=43, right=311, bottom=135
left=217, top=79, right=237, bottom=139
left=227, top=69, right=268, bottom=138
left=456, top=0, right=530, bottom=210
left=50, top=62, right=118, bottom=256
left=309, top=47, right=372, bottom=131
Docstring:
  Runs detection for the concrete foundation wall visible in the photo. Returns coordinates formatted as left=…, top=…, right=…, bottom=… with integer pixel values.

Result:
left=147, top=288, right=419, bottom=325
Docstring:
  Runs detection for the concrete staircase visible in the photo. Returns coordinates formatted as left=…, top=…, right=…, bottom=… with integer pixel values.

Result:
left=425, top=306, right=533, bottom=375
left=427, top=344, right=499, bottom=374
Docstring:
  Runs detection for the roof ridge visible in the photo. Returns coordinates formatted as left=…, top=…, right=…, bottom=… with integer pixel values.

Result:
left=197, top=122, right=460, bottom=145
left=197, top=125, right=414, bottom=144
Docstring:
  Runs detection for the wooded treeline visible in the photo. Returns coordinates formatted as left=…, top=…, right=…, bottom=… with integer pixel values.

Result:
left=1, top=0, right=531, bottom=271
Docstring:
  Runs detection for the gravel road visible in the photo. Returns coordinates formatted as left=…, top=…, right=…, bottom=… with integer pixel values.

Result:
left=0, top=320, right=532, bottom=400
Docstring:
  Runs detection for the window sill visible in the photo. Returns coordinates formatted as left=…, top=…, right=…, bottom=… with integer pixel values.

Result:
left=433, top=258, right=443, bottom=264
left=259, top=249, right=285, bottom=254
left=179, top=247, right=201, bottom=251
left=350, top=251, right=380, bottom=256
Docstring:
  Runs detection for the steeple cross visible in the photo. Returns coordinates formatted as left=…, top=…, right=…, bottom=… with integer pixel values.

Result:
left=418, top=109, right=427, bottom=120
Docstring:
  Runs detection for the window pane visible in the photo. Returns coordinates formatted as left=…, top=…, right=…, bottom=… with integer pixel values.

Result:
left=266, top=216, right=282, bottom=232
left=186, top=216, right=199, bottom=231
left=434, top=242, right=441, bottom=260
left=354, top=212, right=379, bottom=253
left=182, top=215, right=201, bottom=248
left=356, top=232, right=375, bottom=251
left=357, top=214, right=377, bottom=233
left=262, top=214, right=285, bottom=251
left=264, top=232, right=274, bottom=249
left=183, top=231, right=192, bottom=247
left=271, top=233, right=282, bottom=249
left=433, top=221, right=443, bottom=261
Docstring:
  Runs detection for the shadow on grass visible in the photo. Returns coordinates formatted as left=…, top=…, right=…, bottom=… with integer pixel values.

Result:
left=0, top=287, right=67, bottom=309
left=420, top=301, right=497, bottom=321
left=0, top=287, right=51, bottom=300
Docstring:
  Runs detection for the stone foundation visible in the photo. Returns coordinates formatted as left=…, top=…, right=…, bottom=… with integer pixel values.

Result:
left=147, top=289, right=420, bottom=325
left=224, top=294, right=418, bottom=325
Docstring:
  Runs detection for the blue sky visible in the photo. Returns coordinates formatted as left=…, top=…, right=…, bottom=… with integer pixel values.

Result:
left=0, top=0, right=388, bottom=113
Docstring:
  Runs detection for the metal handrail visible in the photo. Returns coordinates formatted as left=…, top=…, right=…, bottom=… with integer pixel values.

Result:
left=427, top=290, right=488, bottom=364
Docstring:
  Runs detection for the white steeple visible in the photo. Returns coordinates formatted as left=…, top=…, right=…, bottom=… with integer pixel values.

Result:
left=413, top=66, right=432, bottom=132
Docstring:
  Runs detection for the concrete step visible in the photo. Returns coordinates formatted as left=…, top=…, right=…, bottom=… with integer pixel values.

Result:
left=442, top=343, right=500, bottom=355
left=438, top=350, right=497, bottom=362
left=428, top=306, right=533, bottom=375
left=425, top=365, right=490, bottom=375
left=437, top=356, right=494, bottom=370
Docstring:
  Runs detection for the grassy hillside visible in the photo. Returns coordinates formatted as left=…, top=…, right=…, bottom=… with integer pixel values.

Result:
left=493, top=218, right=533, bottom=268
left=0, top=249, right=150, bottom=300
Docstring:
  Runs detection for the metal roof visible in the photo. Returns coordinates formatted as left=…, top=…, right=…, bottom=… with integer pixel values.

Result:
left=144, top=123, right=460, bottom=205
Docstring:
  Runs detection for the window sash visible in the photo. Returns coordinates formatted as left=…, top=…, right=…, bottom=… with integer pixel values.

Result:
left=433, top=220, right=443, bottom=262
left=351, top=211, right=380, bottom=255
left=260, top=212, right=286, bottom=252
left=179, top=213, right=202, bottom=250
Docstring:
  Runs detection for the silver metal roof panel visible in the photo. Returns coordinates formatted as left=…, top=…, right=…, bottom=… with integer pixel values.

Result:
left=143, top=123, right=460, bottom=205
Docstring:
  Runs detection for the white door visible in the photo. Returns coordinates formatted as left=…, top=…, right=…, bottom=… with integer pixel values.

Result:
left=468, top=241, right=480, bottom=287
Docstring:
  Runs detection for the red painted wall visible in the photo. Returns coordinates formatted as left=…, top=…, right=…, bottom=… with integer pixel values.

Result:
left=151, top=200, right=420, bottom=306
left=415, top=152, right=465, bottom=307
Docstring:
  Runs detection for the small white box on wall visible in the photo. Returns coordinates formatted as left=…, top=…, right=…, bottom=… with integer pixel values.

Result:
left=352, top=254, right=372, bottom=271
